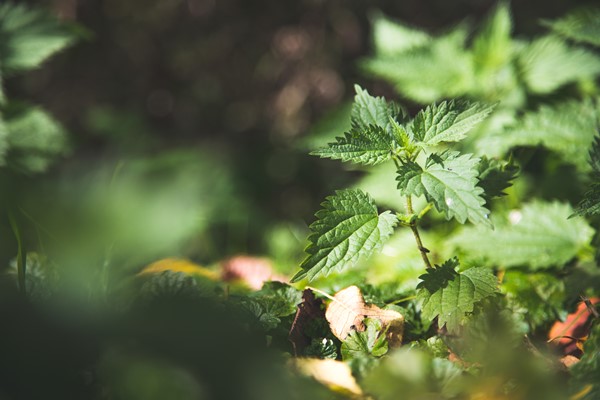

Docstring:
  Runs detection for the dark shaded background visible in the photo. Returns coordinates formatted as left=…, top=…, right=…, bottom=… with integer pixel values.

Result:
left=7, top=0, right=595, bottom=258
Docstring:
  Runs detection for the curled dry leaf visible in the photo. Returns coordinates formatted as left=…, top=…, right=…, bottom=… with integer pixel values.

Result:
left=139, top=258, right=219, bottom=280
left=221, top=255, right=287, bottom=290
left=325, top=285, right=404, bottom=347
left=289, top=289, right=325, bottom=356
left=548, top=297, right=599, bottom=355
left=292, top=358, right=362, bottom=396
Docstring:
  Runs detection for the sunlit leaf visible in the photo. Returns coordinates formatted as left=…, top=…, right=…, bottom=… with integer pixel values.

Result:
left=397, top=151, right=490, bottom=226
left=417, top=258, right=498, bottom=333
left=453, top=201, right=594, bottom=269
left=291, top=189, right=397, bottom=282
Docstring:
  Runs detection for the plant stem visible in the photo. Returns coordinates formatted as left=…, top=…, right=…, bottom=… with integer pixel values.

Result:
left=406, top=196, right=433, bottom=269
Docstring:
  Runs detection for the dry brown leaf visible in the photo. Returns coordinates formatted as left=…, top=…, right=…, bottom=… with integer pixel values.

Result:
left=560, top=355, right=580, bottom=368
left=221, top=255, right=286, bottom=290
left=289, top=289, right=325, bottom=356
left=293, top=358, right=362, bottom=396
left=325, top=285, right=404, bottom=347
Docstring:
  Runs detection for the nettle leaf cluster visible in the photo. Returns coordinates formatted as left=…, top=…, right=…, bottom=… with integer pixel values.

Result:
left=362, top=2, right=600, bottom=172
left=292, top=85, right=505, bottom=334
left=0, top=3, right=80, bottom=173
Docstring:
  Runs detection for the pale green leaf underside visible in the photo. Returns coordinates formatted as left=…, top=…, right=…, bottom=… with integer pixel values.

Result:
left=0, top=3, right=78, bottom=73
left=411, top=100, right=495, bottom=147
left=472, top=1, right=513, bottom=71
left=418, top=261, right=498, bottom=333
left=517, top=35, right=600, bottom=94
left=475, top=100, right=598, bottom=171
left=397, top=152, right=490, bottom=226
left=361, top=29, right=474, bottom=103
left=545, top=7, right=600, bottom=47
left=291, top=189, right=397, bottom=282
left=452, top=201, right=594, bottom=269
left=372, top=15, right=431, bottom=56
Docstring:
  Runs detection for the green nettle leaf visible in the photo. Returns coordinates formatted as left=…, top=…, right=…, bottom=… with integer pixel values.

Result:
left=0, top=3, right=78, bottom=73
left=304, top=338, right=338, bottom=359
left=472, top=1, right=513, bottom=71
left=351, top=84, right=405, bottom=132
left=361, top=28, right=474, bottom=103
left=312, top=86, right=404, bottom=166
left=372, top=15, right=431, bottom=56
left=575, top=136, right=600, bottom=216
left=517, top=35, right=600, bottom=94
left=453, top=201, right=594, bottom=269
left=411, top=100, right=495, bottom=147
left=253, top=282, right=302, bottom=317
left=311, top=125, right=398, bottom=166
left=417, top=258, right=498, bottom=333
left=4, top=105, right=68, bottom=173
left=291, top=189, right=397, bottom=282
left=545, top=7, right=600, bottom=47
left=476, top=100, right=598, bottom=171
left=476, top=156, right=519, bottom=202
left=397, top=151, right=491, bottom=226
left=341, top=318, right=389, bottom=360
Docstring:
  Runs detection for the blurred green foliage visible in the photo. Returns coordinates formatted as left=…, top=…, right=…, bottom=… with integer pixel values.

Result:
left=0, top=1, right=599, bottom=399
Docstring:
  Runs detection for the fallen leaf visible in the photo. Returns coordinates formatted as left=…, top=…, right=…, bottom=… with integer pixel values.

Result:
left=139, top=258, right=219, bottom=280
left=548, top=297, right=599, bottom=355
left=560, top=355, right=580, bottom=368
left=221, top=256, right=286, bottom=290
left=293, top=358, right=362, bottom=396
left=289, top=289, right=325, bottom=356
left=325, top=285, right=403, bottom=347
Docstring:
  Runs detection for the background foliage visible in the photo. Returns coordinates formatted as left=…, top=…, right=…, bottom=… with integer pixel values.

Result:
left=1, top=0, right=599, bottom=399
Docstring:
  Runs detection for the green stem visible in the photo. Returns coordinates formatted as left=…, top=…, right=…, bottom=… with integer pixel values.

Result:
left=406, top=196, right=433, bottom=270
left=8, top=211, right=27, bottom=295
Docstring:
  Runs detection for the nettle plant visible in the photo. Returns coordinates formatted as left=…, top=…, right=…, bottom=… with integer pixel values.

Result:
left=292, top=86, right=505, bottom=332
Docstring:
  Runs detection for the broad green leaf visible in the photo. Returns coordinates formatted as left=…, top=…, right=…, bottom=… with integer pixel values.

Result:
left=472, top=1, right=513, bottom=71
left=396, top=151, right=490, bottom=226
left=361, top=28, right=474, bottom=103
left=574, top=136, right=600, bottom=216
left=453, top=201, right=594, bottom=269
left=341, top=318, right=389, bottom=360
left=4, top=105, right=68, bottom=173
left=253, top=281, right=302, bottom=317
left=476, top=100, right=598, bottom=171
left=291, top=189, right=397, bottom=282
left=372, top=15, right=431, bottom=56
left=476, top=156, right=519, bottom=202
left=0, top=3, right=79, bottom=73
left=545, top=7, right=600, bottom=47
left=311, top=125, right=398, bottom=166
left=517, top=35, right=600, bottom=94
left=351, top=84, right=405, bottom=131
left=411, top=100, right=495, bottom=147
left=417, top=258, right=498, bottom=333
